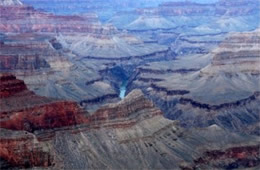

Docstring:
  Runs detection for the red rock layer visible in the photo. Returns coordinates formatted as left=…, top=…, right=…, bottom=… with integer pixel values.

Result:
left=0, top=136, right=53, bottom=168
left=0, top=74, right=162, bottom=133
left=193, top=145, right=260, bottom=169
left=0, top=74, right=87, bottom=132
left=0, top=6, right=109, bottom=33
left=0, top=54, right=49, bottom=71
left=0, top=73, right=27, bottom=98
left=89, top=89, right=162, bottom=124
left=0, top=101, right=87, bottom=132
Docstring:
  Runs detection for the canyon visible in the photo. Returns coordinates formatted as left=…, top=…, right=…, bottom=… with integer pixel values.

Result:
left=0, top=0, right=259, bottom=169
left=128, top=29, right=260, bottom=133
left=0, top=74, right=259, bottom=169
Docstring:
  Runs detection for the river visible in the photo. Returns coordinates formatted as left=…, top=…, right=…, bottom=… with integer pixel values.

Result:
left=119, top=81, right=127, bottom=99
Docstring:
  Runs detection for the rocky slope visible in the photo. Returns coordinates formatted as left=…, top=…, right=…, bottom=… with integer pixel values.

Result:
left=0, top=3, right=102, bottom=33
left=57, top=28, right=169, bottom=60
left=128, top=29, right=260, bottom=133
left=109, top=0, right=259, bottom=33
left=0, top=3, right=172, bottom=107
left=21, top=0, right=172, bottom=21
left=0, top=32, right=123, bottom=111
left=0, top=76, right=259, bottom=169
left=0, top=73, right=87, bottom=132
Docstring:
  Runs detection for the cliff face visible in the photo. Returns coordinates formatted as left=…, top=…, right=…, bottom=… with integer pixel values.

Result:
left=88, top=89, right=162, bottom=128
left=0, top=5, right=101, bottom=33
left=191, top=145, right=260, bottom=169
left=0, top=129, right=54, bottom=169
left=128, top=29, right=260, bottom=133
left=109, top=0, right=259, bottom=33
left=158, top=0, right=259, bottom=16
left=0, top=74, right=86, bottom=132
left=0, top=73, right=27, bottom=98
left=0, top=54, right=49, bottom=70
left=0, top=76, right=259, bottom=169
left=0, top=1, right=259, bottom=169
left=202, top=29, right=260, bottom=75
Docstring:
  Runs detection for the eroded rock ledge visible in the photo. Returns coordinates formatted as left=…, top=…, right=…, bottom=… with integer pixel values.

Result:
left=0, top=73, right=86, bottom=132
left=188, top=145, right=260, bottom=169
left=179, top=91, right=260, bottom=111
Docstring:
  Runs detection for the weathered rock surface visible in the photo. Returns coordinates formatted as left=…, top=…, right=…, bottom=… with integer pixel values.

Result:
left=0, top=76, right=259, bottom=169
left=190, top=145, right=260, bottom=169
left=128, top=29, right=260, bottom=133
left=0, top=73, right=86, bottom=132
left=0, top=33, right=121, bottom=111
left=0, top=128, right=54, bottom=169
left=109, top=0, right=259, bottom=32
left=0, top=4, right=102, bottom=33
left=1, top=1, right=259, bottom=169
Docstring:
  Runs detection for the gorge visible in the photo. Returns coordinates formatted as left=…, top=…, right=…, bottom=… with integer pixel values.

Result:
left=0, top=0, right=260, bottom=169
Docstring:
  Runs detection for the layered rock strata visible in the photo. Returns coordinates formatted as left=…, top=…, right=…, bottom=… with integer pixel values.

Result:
left=128, top=29, right=260, bottom=133
left=0, top=73, right=86, bottom=132
left=0, top=75, right=259, bottom=169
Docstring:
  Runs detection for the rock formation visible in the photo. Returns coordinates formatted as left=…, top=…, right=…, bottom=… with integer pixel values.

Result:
left=128, top=29, right=260, bottom=133
left=1, top=1, right=259, bottom=169
left=1, top=76, right=259, bottom=169
left=0, top=73, right=87, bottom=132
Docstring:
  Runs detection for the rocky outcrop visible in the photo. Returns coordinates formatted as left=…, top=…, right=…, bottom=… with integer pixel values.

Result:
left=0, top=74, right=161, bottom=132
left=151, top=83, right=189, bottom=96
left=57, top=32, right=169, bottom=61
left=202, top=30, right=260, bottom=75
left=0, top=129, right=54, bottom=169
left=217, top=0, right=259, bottom=16
left=158, top=0, right=259, bottom=16
left=137, top=67, right=199, bottom=74
left=127, top=29, right=260, bottom=133
left=109, top=0, right=259, bottom=33
left=158, top=2, right=215, bottom=16
left=88, top=89, right=162, bottom=127
left=190, top=145, right=260, bottom=169
left=80, top=94, right=118, bottom=106
left=0, top=76, right=259, bottom=169
left=0, top=73, right=28, bottom=98
left=51, top=123, right=259, bottom=169
left=81, top=49, right=170, bottom=61
left=85, top=78, right=104, bottom=86
left=0, top=74, right=87, bottom=132
left=0, top=5, right=103, bottom=33
left=179, top=92, right=260, bottom=111
left=0, top=54, right=49, bottom=70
